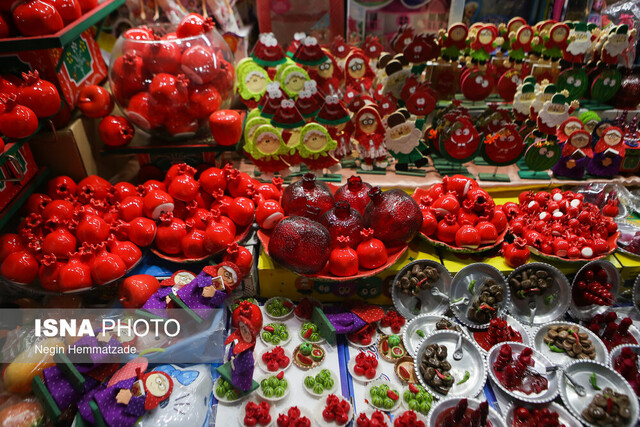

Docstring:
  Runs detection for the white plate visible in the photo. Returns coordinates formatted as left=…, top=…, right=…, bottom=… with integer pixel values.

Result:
left=302, top=367, right=338, bottom=398
left=377, top=309, right=407, bottom=336
left=403, top=314, right=469, bottom=358
left=400, top=384, right=434, bottom=416
left=426, top=397, right=505, bottom=427
left=214, top=377, right=250, bottom=405
left=237, top=398, right=275, bottom=427
left=365, top=379, right=402, bottom=413
left=299, top=323, right=326, bottom=344
left=264, top=297, right=294, bottom=320
left=470, top=314, right=531, bottom=355
left=347, top=328, right=378, bottom=348
left=314, top=395, right=354, bottom=427
left=256, top=374, right=290, bottom=403
left=348, top=356, right=379, bottom=384
left=257, top=347, right=293, bottom=374
left=259, top=322, right=292, bottom=347
left=533, top=322, right=608, bottom=366
left=504, top=401, right=582, bottom=427
left=394, top=410, right=428, bottom=426
left=486, top=341, right=559, bottom=404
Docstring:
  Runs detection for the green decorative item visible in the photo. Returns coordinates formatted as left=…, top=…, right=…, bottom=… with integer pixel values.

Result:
left=304, top=376, right=315, bottom=388
left=278, top=64, right=310, bottom=98
left=237, top=60, right=271, bottom=103
left=313, top=383, right=324, bottom=394
left=591, top=69, right=622, bottom=103
left=557, top=68, right=588, bottom=100
left=524, top=134, right=562, bottom=171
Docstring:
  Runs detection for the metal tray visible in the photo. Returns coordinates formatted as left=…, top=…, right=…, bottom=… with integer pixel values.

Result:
left=486, top=341, right=559, bottom=404
left=533, top=321, right=608, bottom=367
left=470, top=314, right=531, bottom=355
left=559, top=360, right=639, bottom=427
left=402, top=314, right=469, bottom=358
left=450, top=264, right=508, bottom=330
left=608, top=344, right=640, bottom=400
left=506, top=263, right=570, bottom=327
left=392, top=260, right=453, bottom=320
left=633, top=274, right=640, bottom=317
left=504, top=401, right=582, bottom=427
left=569, top=260, right=620, bottom=321
left=426, top=397, right=506, bottom=427
left=413, top=330, right=487, bottom=399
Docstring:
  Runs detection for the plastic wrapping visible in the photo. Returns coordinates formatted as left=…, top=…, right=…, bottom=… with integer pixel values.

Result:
left=572, top=182, right=640, bottom=219
left=0, top=396, right=44, bottom=426
left=601, top=0, right=640, bottom=66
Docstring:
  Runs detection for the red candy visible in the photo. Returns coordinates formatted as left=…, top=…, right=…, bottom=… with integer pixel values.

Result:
left=322, top=395, right=351, bottom=425
left=261, top=346, right=290, bottom=372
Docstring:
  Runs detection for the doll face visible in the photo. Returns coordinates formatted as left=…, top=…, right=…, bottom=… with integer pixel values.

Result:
left=451, top=26, right=467, bottom=41
left=256, top=132, right=280, bottom=154
left=510, top=21, right=525, bottom=34
left=285, top=73, right=305, bottom=93
left=146, top=373, right=170, bottom=397
left=359, top=113, right=377, bottom=134
left=519, top=28, right=533, bottom=43
left=563, top=121, right=583, bottom=137
left=570, top=133, right=589, bottom=148
left=604, top=131, right=622, bottom=146
left=552, top=26, right=568, bottom=42
left=584, top=119, right=598, bottom=134
left=390, top=123, right=412, bottom=140
left=304, top=131, right=328, bottom=151
left=318, top=60, right=334, bottom=79
left=348, top=59, right=366, bottom=79
left=218, top=266, right=236, bottom=287
left=478, top=29, right=494, bottom=45
left=596, top=123, right=611, bottom=137
left=245, top=73, right=267, bottom=93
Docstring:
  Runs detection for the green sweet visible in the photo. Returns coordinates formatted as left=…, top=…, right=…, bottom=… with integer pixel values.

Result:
left=383, top=398, right=394, bottom=409
left=372, top=396, right=384, bottom=407
left=415, top=392, right=426, bottom=402
left=379, top=384, right=389, bottom=393
left=261, top=379, right=269, bottom=389
left=403, top=390, right=413, bottom=403
left=302, top=322, right=317, bottom=332
left=274, top=386, right=285, bottom=397
left=225, top=390, right=238, bottom=400
left=315, top=374, right=324, bottom=383
left=271, top=307, right=282, bottom=317
left=313, top=383, right=324, bottom=394
left=304, top=376, right=315, bottom=388
left=388, top=335, right=401, bottom=346
left=275, top=323, right=286, bottom=333
left=320, top=369, right=330, bottom=377
left=370, top=386, right=379, bottom=398
left=280, top=331, right=289, bottom=340
left=268, top=377, right=279, bottom=388
left=263, top=387, right=274, bottom=397
left=420, top=401, right=431, bottom=414
left=310, top=333, right=320, bottom=342
left=262, top=332, right=271, bottom=341
left=409, top=400, right=420, bottom=411
left=280, top=379, right=288, bottom=390
left=216, top=385, right=226, bottom=396
left=271, top=335, right=281, bottom=345
left=323, top=378, right=334, bottom=389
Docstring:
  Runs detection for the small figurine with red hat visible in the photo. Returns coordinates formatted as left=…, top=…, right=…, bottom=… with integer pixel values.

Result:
left=564, top=22, right=599, bottom=64
left=224, top=301, right=263, bottom=391
left=598, top=24, right=637, bottom=67
left=298, top=123, right=338, bottom=175
left=439, top=23, right=468, bottom=62
left=251, top=33, right=287, bottom=68
left=354, top=105, right=388, bottom=170
left=176, top=262, right=243, bottom=311
left=344, top=49, right=376, bottom=92
left=506, top=25, right=537, bottom=65
left=309, top=49, right=342, bottom=95
left=245, top=125, right=291, bottom=179
left=468, top=24, right=503, bottom=67
left=271, top=99, right=306, bottom=172
left=587, top=126, right=626, bottom=177
left=557, top=117, right=584, bottom=143
left=317, top=95, right=355, bottom=166
left=385, top=109, right=427, bottom=171
left=541, top=22, right=570, bottom=62
left=552, top=130, right=593, bottom=179
left=278, top=65, right=310, bottom=98
left=292, top=36, right=327, bottom=66
left=237, top=60, right=271, bottom=109
left=499, top=17, right=527, bottom=52
left=536, top=92, right=579, bottom=138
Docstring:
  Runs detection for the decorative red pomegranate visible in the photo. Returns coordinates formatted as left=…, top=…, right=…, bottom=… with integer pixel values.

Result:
left=364, top=187, right=422, bottom=247
left=268, top=216, right=331, bottom=274
left=334, top=176, right=372, bottom=216
left=280, top=173, right=335, bottom=221
left=319, top=201, right=365, bottom=248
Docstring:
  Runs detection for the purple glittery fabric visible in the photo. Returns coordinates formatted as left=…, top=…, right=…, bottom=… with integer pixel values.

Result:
left=42, top=366, right=99, bottom=411
left=77, top=382, right=105, bottom=423
left=322, top=307, right=367, bottom=334
left=176, top=269, right=229, bottom=310
left=141, top=287, right=174, bottom=313
left=93, top=377, right=145, bottom=427
left=231, top=349, right=255, bottom=392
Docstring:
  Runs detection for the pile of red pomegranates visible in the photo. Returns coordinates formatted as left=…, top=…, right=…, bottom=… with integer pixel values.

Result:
left=1, top=0, right=97, bottom=38
left=108, top=13, right=235, bottom=138
left=508, top=189, right=619, bottom=261
left=411, top=175, right=507, bottom=252
left=258, top=174, right=422, bottom=279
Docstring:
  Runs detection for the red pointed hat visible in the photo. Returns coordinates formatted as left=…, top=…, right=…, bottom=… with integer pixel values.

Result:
left=251, top=32, right=286, bottom=66
left=271, top=99, right=306, bottom=129
left=293, top=36, right=328, bottom=66
left=295, top=89, right=322, bottom=118
left=316, top=95, right=351, bottom=126
left=287, top=32, right=307, bottom=57
left=259, top=83, right=286, bottom=118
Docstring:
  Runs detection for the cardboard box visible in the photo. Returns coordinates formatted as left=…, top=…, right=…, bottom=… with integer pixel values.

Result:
left=0, top=143, right=38, bottom=212
left=0, top=28, right=107, bottom=109
left=257, top=240, right=441, bottom=304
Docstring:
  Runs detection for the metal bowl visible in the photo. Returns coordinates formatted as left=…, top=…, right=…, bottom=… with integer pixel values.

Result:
left=450, top=264, right=509, bottom=330
left=413, top=330, right=487, bottom=399
left=403, top=314, right=469, bottom=358
left=559, top=360, right=639, bottom=427
left=470, top=314, right=531, bottom=355
left=533, top=321, right=608, bottom=367
left=392, top=260, right=453, bottom=320
left=608, top=344, right=640, bottom=400
left=426, top=397, right=506, bottom=427
left=486, top=341, right=559, bottom=404
left=569, top=260, right=620, bottom=321
left=633, top=274, right=640, bottom=317
left=506, top=263, right=570, bottom=327
left=504, top=401, right=582, bottom=427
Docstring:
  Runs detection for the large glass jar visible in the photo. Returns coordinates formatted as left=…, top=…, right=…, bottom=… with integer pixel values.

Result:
left=109, top=23, right=235, bottom=140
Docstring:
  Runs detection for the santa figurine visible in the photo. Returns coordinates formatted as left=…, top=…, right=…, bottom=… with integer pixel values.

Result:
left=344, top=49, right=375, bottom=92
left=557, top=117, right=584, bottom=143
left=512, top=83, right=536, bottom=123
left=384, top=109, right=428, bottom=171
left=552, top=130, right=593, bottom=179
left=176, top=262, right=243, bottom=312
left=587, top=126, right=626, bottom=177
left=316, top=95, right=354, bottom=167
left=529, top=83, right=556, bottom=122
left=354, top=105, right=388, bottom=170
left=224, top=301, right=262, bottom=392
left=298, top=123, right=338, bottom=175
left=537, top=93, right=579, bottom=138
left=598, top=24, right=637, bottom=67
left=564, top=22, right=599, bottom=64
left=541, top=22, right=570, bottom=62
left=381, top=55, right=411, bottom=100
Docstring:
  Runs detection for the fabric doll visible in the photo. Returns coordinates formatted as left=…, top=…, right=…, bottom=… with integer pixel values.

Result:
left=236, top=60, right=271, bottom=109
left=541, top=22, right=570, bottom=61
left=580, top=111, right=601, bottom=135
left=552, top=130, right=593, bottom=179
left=537, top=93, right=579, bottom=138
left=564, top=22, right=599, bottom=64
left=175, top=262, right=243, bottom=312
left=556, top=117, right=584, bottom=143
left=499, top=17, right=527, bottom=53
left=344, top=49, right=375, bottom=92
left=381, top=55, right=411, bottom=100
left=270, top=99, right=305, bottom=172
left=278, top=64, right=310, bottom=99
left=353, top=105, right=388, bottom=170
left=142, top=270, right=197, bottom=312
left=316, top=95, right=354, bottom=167
left=468, top=24, right=502, bottom=67
left=384, top=109, right=428, bottom=171
left=307, top=48, right=342, bottom=95
left=598, top=24, right=637, bottom=67
left=299, top=123, right=338, bottom=175
left=224, top=301, right=262, bottom=392
left=439, top=23, right=468, bottom=62
left=591, top=119, right=613, bottom=147
left=507, top=25, right=536, bottom=65
left=587, top=126, right=626, bottom=177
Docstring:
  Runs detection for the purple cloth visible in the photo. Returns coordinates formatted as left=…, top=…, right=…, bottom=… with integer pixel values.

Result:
left=552, top=155, right=590, bottom=179
left=176, top=270, right=229, bottom=310
left=231, top=349, right=255, bottom=392
left=93, top=377, right=145, bottom=427
left=322, top=307, right=367, bottom=334
left=77, top=383, right=106, bottom=424
left=586, top=152, right=622, bottom=177
left=42, top=366, right=99, bottom=411
left=141, top=287, right=174, bottom=314
left=72, top=335, right=122, bottom=368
